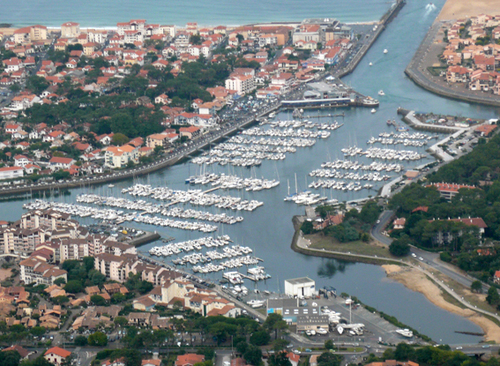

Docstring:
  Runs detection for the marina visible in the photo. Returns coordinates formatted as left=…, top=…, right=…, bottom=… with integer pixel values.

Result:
left=3, top=0, right=496, bottom=344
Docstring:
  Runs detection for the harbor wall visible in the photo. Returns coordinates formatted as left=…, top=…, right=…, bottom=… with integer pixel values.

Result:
left=336, top=0, right=406, bottom=78
left=126, top=231, right=161, bottom=247
left=404, top=22, right=500, bottom=108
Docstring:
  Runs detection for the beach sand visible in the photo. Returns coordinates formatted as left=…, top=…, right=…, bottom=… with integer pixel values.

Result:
left=382, top=265, right=500, bottom=342
left=437, top=0, right=500, bottom=21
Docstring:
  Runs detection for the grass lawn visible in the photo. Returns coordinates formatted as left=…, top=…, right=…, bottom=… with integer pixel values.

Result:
left=427, top=66, right=447, bottom=76
left=307, top=234, right=394, bottom=258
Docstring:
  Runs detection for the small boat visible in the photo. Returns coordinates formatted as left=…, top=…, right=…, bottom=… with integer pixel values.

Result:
left=369, top=62, right=373, bottom=66
left=383, top=49, right=388, bottom=54
left=396, top=329, right=413, bottom=338
left=108, top=184, right=115, bottom=188
left=371, top=108, right=377, bottom=114
left=378, top=90, right=385, bottom=96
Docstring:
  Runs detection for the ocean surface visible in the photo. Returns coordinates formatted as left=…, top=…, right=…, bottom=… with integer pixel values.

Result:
left=3, top=0, right=390, bottom=28
left=3, top=0, right=500, bottom=344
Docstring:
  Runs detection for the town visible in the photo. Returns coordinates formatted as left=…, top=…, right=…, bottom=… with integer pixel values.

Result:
left=0, top=18, right=362, bottom=184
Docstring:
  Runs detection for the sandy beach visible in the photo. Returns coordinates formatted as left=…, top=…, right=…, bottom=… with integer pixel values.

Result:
left=382, top=265, right=500, bottom=342
left=437, top=0, right=500, bottom=21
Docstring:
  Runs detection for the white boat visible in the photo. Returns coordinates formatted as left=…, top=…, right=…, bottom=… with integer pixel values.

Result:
left=371, top=108, right=377, bottom=114
left=396, top=329, right=413, bottom=338
left=369, top=62, right=373, bottom=66
left=383, top=49, right=388, bottom=54
left=378, top=90, right=385, bottom=96
left=108, top=184, right=115, bottom=188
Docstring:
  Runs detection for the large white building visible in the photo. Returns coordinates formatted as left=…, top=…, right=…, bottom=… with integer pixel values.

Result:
left=61, top=22, right=80, bottom=38
left=0, top=166, right=24, bottom=180
left=284, top=277, right=316, bottom=298
left=225, top=75, right=256, bottom=95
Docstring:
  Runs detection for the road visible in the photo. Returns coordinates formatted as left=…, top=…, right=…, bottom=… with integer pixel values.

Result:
left=371, top=210, right=478, bottom=290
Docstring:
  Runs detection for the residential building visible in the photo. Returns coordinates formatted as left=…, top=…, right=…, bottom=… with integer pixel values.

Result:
left=0, top=166, right=24, bottom=180
left=225, top=74, right=256, bottom=95
left=61, top=22, right=80, bottom=38
left=175, top=354, right=205, bottom=366
left=44, top=347, right=71, bottom=366
left=20, top=258, right=67, bottom=286
left=104, top=144, right=139, bottom=168
left=426, top=182, right=477, bottom=201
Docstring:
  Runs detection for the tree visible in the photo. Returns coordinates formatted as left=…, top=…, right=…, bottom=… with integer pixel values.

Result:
left=250, top=330, right=270, bottom=346
left=30, top=326, right=46, bottom=337
left=88, top=331, right=108, bottom=346
left=317, top=352, right=342, bottom=366
left=52, top=295, right=70, bottom=305
left=236, top=341, right=249, bottom=355
left=471, top=280, right=483, bottom=293
left=114, top=316, right=128, bottom=328
left=0, top=350, right=21, bottom=366
left=53, top=277, right=66, bottom=286
left=64, top=280, right=83, bottom=293
left=74, top=335, right=88, bottom=346
left=487, top=286, right=500, bottom=305
left=90, top=294, right=107, bottom=306
left=26, top=75, right=49, bottom=95
left=394, top=343, right=415, bottom=361
left=273, top=339, right=289, bottom=352
left=52, top=170, right=70, bottom=181
left=389, top=238, right=411, bottom=257
left=325, top=339, right=334, bottom=350
left=268, top=352, right=291, bottom=366
left=112, top=133, right=129, bottom=145
left=244, top=345, right=263, bottom=366
left=111, top=292, right=126, bottom=304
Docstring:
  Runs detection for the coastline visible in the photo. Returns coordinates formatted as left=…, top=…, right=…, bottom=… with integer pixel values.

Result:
left=290, top=215, right=500, bottom=342
left=382, top=265, right=500, bottom=343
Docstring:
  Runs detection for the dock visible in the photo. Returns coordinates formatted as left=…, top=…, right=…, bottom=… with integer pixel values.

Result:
left=125, top=230, right=161, bottom=247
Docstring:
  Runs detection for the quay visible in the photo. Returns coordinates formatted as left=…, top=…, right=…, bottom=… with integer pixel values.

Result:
left=335, top=0, right=406, bottom=78
left=123, top=230, right=161, bottom=247
left=397, top=108, right=468, bottom=133
left=0, top=102, right=281, bottom=197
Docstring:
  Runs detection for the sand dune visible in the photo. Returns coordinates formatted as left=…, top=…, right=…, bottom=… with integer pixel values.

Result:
left=438, top=0, right=500, bottom=21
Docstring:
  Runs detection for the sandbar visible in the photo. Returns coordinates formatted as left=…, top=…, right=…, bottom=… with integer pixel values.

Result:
left=382, top=265, right=500, bottom=342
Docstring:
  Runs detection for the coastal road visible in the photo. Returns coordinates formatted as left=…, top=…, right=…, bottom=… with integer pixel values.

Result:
left=371, top=210, right=476, bottom=290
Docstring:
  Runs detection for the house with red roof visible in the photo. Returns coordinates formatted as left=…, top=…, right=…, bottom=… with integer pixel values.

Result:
left=426, top=182, right=477, bottom=201
left=49, top=157, right=76, bottom=171
left=494, top=271, right=500, bottom=284
left=175, top=354, right=205, bottom=366
left=44, top=347, right=71, bottom=365
left=287, top=352, right=301, bottom=366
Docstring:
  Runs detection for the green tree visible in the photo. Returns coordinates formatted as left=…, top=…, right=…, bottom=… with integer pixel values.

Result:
left=30, top=326, right=46, bottom=337
left=112, top=133, right=130, bottom=146
left=236, top=341, right=249, bottom=355
left=53, top=277, right=66, bottom=286
left=52, top=295, right=70, bottom=305
left=88, top=331, right=108, bottom=346
left=114, top=316, right=128, bottom=328
left=300, top=220, right=314, bottom=234
left=74, top=335, right=88, bottom=346
left=244, top=345, right=263, bottom=366
left=26, top=75, right=50, bottom=95
left=394, top=343, right=415, bottom=361
left=111, top=292, right=126, bottom=304
left=64, top=280, right=83, bottom=293
left=0, top=350, right=21, bottom=366
left=268, top=352, right=291, bottom=366
left=389, top=238, right=411, bottom=257
left=317, top=352, right=342, bottom=366
left=471, top=280, right=482, bottom=293
left=249, top=330, right=270, bottom=346
left=90, top=294, right=107, bottom=306
left=325, top=339, right=334, bottom=350
left=487, top=286, right=500, bottom=305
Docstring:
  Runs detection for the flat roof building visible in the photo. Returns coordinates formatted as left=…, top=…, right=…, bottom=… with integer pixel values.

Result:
left=285, top=277, right=316, bottom=298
